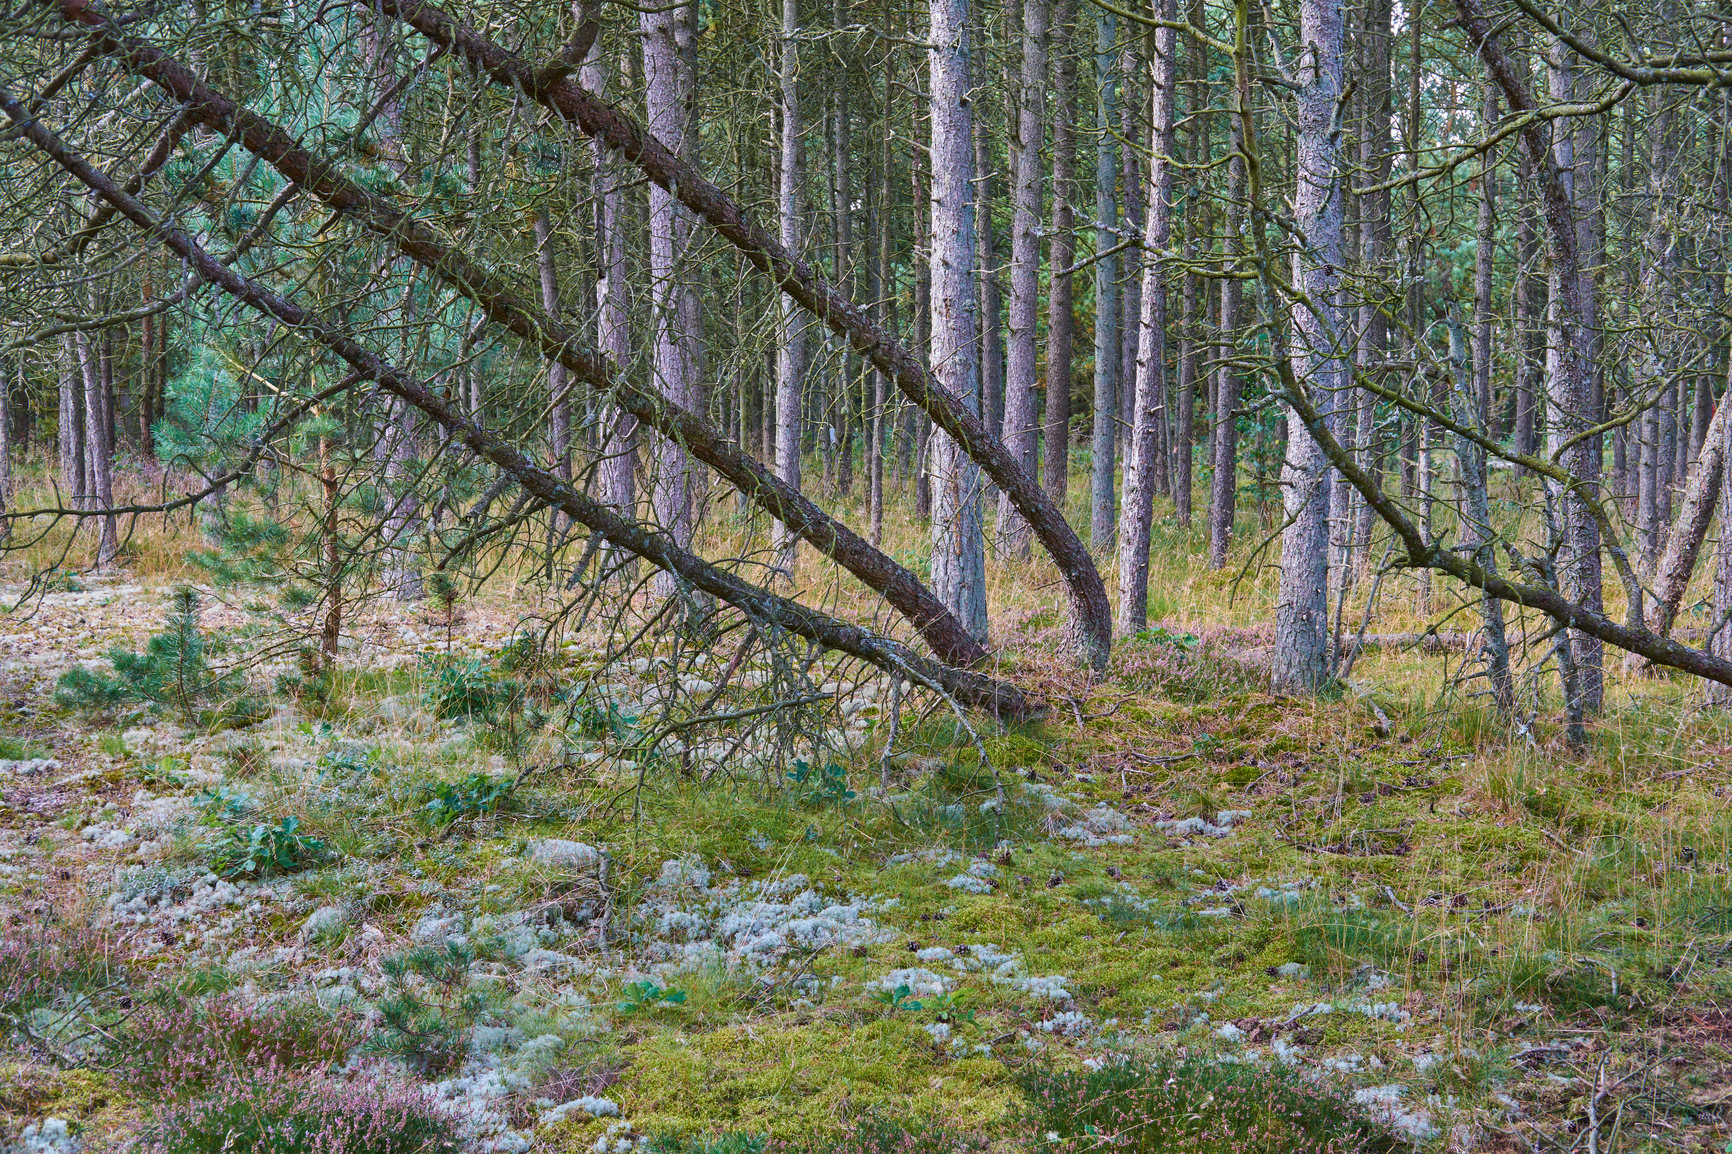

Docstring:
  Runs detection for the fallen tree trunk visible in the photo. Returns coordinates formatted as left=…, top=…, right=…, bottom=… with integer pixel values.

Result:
left=0, top=87, right=1035, bottom=720
left=371, top=0, right=1114, bottom=673
left=39, top=0, right=989, bottom=672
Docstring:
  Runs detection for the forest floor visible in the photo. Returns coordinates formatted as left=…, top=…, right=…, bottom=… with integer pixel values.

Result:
left=5, top=508, right=1732, bottom=1154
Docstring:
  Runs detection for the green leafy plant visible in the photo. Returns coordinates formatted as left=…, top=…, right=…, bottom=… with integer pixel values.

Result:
left=206, top=815, right=329, bottom=878
left=420, top=772, right=516, bottom=825
left=788, top=759, right=855, bottom=806
left=616, top=980, right=686, bottom=1016
left=1134, top=625, right=1201, bottom=652
left=922, top=991, right=975, bottom=1024
left=869, top=983, right=922, bottom=1013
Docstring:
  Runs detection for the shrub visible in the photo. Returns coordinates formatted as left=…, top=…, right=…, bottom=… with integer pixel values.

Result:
left=204, top=814, right=330, bottom=878
left=373, top=942, right=485, bottom=1073
left=134, top=1064, right=459, bottom=1154
left=0, top=919, right=124, bottom=1038
left=114, top=994, right=360, bottom=1096
left=1016, top=1056, right=1403, bottom=1154
left=55, top=586, right=263, bottom=725
left=420, top=772, right=516, bottom=825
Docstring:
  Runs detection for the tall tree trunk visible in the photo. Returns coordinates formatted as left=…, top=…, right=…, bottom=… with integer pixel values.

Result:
left=1207, top=132, right=1245, bottom=570
left=773, top=0, right=808, bottom=578
left=59, top=336, right=84, bottom=506
left=927, top=0, right=989, bottom=644
left=1353, top=0, right=1392, bottom=559
left=912, top=142, right=934, bottom=519
left=870, top=53, right=895, bottom=549
left=1116, top=0, right=1175, bottom=635
left=997, top=0, right=1047, bottom=559
left=1458, top=2, right=1605, bottom=712
left=1271, top=0, right=1344, bottom=693
left=74, top=329, right=119, bottom=567
left=642, top=0, right=704, bottom=604
left=584, top=36, right=637, bottom=541
left=534, top=209, right=573, bottom=492
left=975, top=120, right=1004, bottom=445
left=1043, top=0, right=1078, bottom=508
left=1089, top=8, right=1120, bottom=553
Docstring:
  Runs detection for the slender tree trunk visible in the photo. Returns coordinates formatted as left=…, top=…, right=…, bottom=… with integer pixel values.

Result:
left=1116, top=0, right=1175, bottom=635
left=642, top=0, right=704, bottom=604
left=534, top=209, right=573, bottom=493
left=913, top=143, right=934, bottom=519
left=773, top=0, right=808, bottom=578
left=1089, top=8, right=1120, bottom=553
left=1043, top=0, right=1078, bottom=508
left=1271, top=0, right=1343, bottom=693
left=870, top=54, right=894, bottom=549
left=1175, top=245, right=1196, bottom=528
left=1353, top=0, right=1392, bottom=559
left=59, top=336, right=84, bottom=506
left=997, top=0, right=1047, bottom=559
left=1449, top=315, right=1516, bottom=712
left=74, top=329, right=119, bottom=567
left=927, top=0, right=989, bottom=643
left=584, top=37, right=637, bottom=541
left=1207, top=140, right=1245, bottom=570
left=975, top=120, right=1004, bottom=445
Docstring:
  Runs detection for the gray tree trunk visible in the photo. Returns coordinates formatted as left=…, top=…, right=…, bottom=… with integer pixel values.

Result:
left=642, top=0, right=705, bottom=603
left=1353, top=0, right=1392, bottom=560
left=1088, top=8, right=1120, bottom=553
left=1542, top=38, right=1604, bottom=711
left=976, top=120, right=1004, bottom=446
left=1711, top=401, right=1732, bottom=707
left=533, top=210, right=572, bottom=486
left=58, top=336, right=85, bottom=506
left=74, top=329, right=119, bottom=567
left=773, top=0, right=808, bottom=578
left=584, top=38, right=637, bottom=537
left=926, top=0, right=989, bottom=644
left=1271, top=0, right=1344, bottom=693
left=1207, top=140, right=1245, bottom=570
left=1043, top=0, right=1077, bottom=507
left=1116, top=0, right=1175, bottom=636
left=995, top=0, right=1048, bottom=559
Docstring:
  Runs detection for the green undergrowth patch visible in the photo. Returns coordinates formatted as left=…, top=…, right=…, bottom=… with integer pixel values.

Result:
left=1017, top=1055, right=1405, bottom=1153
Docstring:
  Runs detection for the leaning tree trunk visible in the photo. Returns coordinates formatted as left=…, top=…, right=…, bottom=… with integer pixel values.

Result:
left=1116, top=0, right=1175, bottom=636
left=1088, top=7, right=1119, bottom=554
left=927, top=0, right=989, bottom=644
left=995, top=0, right=1048, bottom=560
left=1271, top=0, right=1345, bottom=693
left=773, top=0, right=808, bottom=579
left=642, top=0, right=705, bottom=604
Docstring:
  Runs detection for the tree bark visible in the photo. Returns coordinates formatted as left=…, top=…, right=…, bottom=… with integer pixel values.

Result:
left=1207, top=132, right=1245, bottom=570
left=583, top=38, right=637, bottom=528
left=1458, top=0, right=1604, bottom=711
left=927, top=0, right=989, bottom=645
left=996, top=0, right=1047, bottom=560
left=1271, top=0, right=1344, bottom=693
left=773, top=0, right=808, bottom=579
left=1089, top=8, right=1120, bottom=554
left=1116, top=0, right=1175, bottom=635
left=642, top=0, right=705, bottom=605
left=1043, top=0, right=1078, bottom=509
left=74, top=328, right=119, bottom=567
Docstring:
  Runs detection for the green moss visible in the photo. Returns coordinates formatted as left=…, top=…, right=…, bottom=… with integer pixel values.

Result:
left=590, top=1020, right=1016, bottom=1144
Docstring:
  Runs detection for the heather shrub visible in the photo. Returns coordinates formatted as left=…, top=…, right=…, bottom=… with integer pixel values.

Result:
left=1017, top=1056, right=1404, bottom=1154
left=114, top=994, right=360, bottom=1095
left=135, top=1063, right=459, bottom=1154
left=0, top=919, right=124, bottom=1036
